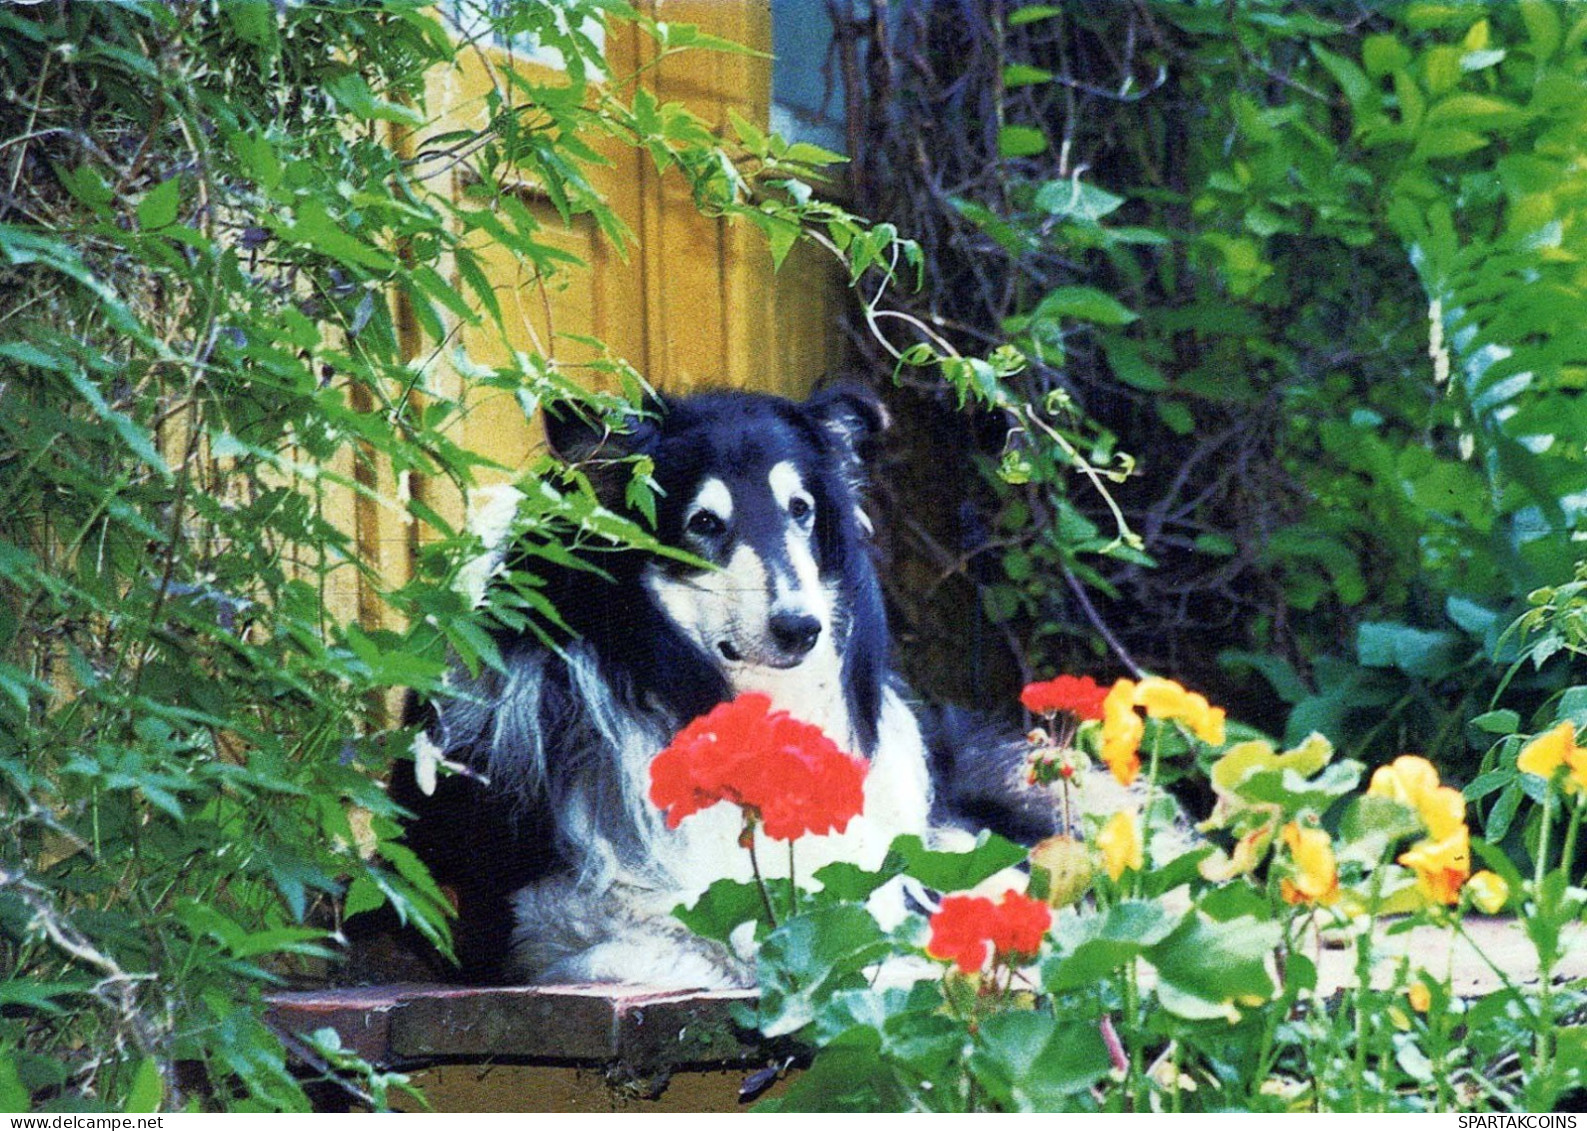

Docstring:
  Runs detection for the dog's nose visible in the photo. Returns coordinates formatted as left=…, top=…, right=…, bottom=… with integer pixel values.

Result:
left=769, top=612, right=822, bottom=656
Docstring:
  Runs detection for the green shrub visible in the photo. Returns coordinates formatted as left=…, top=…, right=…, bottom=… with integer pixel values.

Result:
left=834, top=1, right=1587, bottom=778
left=0, top=0, right=902, bottom=1110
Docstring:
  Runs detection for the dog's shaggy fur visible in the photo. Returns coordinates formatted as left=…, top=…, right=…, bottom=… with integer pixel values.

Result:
left=395, top=386, right=1111, bottom=988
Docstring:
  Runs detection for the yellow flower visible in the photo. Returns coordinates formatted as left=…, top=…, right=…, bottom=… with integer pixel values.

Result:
left=1099, top=676, right=1229, bottom=788
left=1516, top=721, right=1587, bottom=794
left=1416, top=785, right=1467, bottom=841
left=1367, top=753, right=1438, bottom=806
left=1133, top=676, right=1226, bottom=746
left=1101, top=678, right=1144, bottom=787
left=1367, top=754, right=1467, bottom=840
left=1098, top=810, right=1143, bottom=881
left=1465, top=870, right=1509, bottom=915
left=1398, top=826, right=1471, bottom=906
left=1407, top=981, right=1432, bottom=1013
left=1278, top=822, right=1339, bottom=906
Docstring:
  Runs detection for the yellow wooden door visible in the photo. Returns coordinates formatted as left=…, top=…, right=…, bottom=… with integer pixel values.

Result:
left=341, top=2, right=853, bottom=649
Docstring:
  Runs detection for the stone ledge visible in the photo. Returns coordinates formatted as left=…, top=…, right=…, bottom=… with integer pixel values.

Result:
left=266, top=920, right=1584, bottom=1076
left=265, top=983, right=763, bottom=1070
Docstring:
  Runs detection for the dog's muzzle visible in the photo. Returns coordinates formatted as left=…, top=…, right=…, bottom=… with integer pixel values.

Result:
left=769, top=612, right=822, bottom=658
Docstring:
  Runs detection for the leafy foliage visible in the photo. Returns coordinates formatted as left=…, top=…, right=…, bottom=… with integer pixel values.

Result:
left=831, top=1, right=1587, bottom=777
left=0, top=0, right=901, bottom=1111
left=676, top=691, right=1587, bottom=1113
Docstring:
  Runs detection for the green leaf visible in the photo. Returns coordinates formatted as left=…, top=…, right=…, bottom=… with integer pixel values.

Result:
left=1219, top=651, right=1310, bottom=705
left=1209, top=734, right=1334, bottom=800
left=1337, top=794, right=1426, bottom=863
left=0, top=1057, right=29, bottom=1113
left=1412, top=129, right=1489, bottom=161
left=1033, top=286, right=1137, bottom=326
left=125, top=1057, right=163, bottom=1114
left=1426, top=94, right=1524, bottom=126
left=811, top=861, right=895, bottom=903
left=0, top=980, right=92, bottom=1015
left=1156, top=400, right=1194, bottom=435
left=279, top=199, right=395, bottom=272
left=1469, top=709, right=1519, bottom=735
left=1102, top=337, right=1166, bottom=392
left=225, top=0, right=278, bottom=50
left=755, top=904, right=890, bottom=1039
left=1356, top=621, right=1465, bottom=678
left=1519, top=0, right=1562, bottom=58
left=885, top=832, right=1025, bottom=892
left=757, top=1041, right=888, bottom=1112
left=1362, top=34, right=1411, bottom=78
left=1033, top=179, right=1125, bottom=222
left=1237, top=760, right=1364, bottom=818
left=1003, top=64, right=1054, bottom=88
left=998, top=125, right=1048, bottom=158
left=673, top=877, right=780, bottom=945
left=1486, top=783, right=1524, bottom=842
left=970, top=1012, right=1111, bottom=1110
left=1147, top=914, right=1280, bottom=1014
left=1007, top=5, right=1063, bottom=26
left=1310, top=43, right=1372, bottom=107
left=63, top=368, right=170, bottom=478
left=136, top=178, right=180, bottom=230
left=782, top=142, right=847, bottom=167
left=1043, top=900, right=1182, bottom=991
left=227, top=131, right=282, bottom=191
left=342, top=875, right=385, bottom=919
left=324, top=72, right=423, bottom=125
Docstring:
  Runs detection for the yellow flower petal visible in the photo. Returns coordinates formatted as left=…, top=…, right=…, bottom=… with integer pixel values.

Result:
left=1419, top=785, right=1467, bottom=841
left=1518, top=721, right=1585, bottom=794
left=1133, top=677, right=1226, bottom=746
left=1280, top=822, right=1339, bottom=905
left=1101, top=678, right=1143, bottom=787
left=1398, top=826, right=1471, bottom=906
left=1408, top=981, right=1432, bottom=1013
left=1193, top=703, right=1227, bottom=747
left=1465, top=870, right=1509, bottom=915
left=1368, top=755, right=1465, bottom=839
left=1134, top=677, right=1191, bottom=719
left=1098, top=810, right=1143, bottom=882
left=1367, top=754, right=1439, bottom=808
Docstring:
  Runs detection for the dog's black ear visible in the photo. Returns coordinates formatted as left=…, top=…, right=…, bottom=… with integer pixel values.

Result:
left=543, top=392, right=666, bottom=463
left=804, top=383, right=889, bottom=467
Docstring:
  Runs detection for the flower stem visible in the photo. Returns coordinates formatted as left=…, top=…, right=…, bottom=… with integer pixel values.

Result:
left=1136, top=727, right=1166, bottom=899
left=787, top=839, right=798, bottom=922
left=1352, top=853, right=1389, bottom=1111
left=1535, top=787, right=1553, bottom=892
left=744, top=816, right=779, bottom=930
left=1533, top=788, right=1553, bottom=1082
left=1561, top=794, right=1583, bottom=884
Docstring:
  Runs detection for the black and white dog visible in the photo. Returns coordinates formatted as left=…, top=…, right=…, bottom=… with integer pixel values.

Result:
left=394, top=386, right=1089, bottom=989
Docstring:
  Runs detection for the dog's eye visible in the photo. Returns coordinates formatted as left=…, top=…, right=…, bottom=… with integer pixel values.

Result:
left=789, top=496, right=813, bottom=522
left=686, top=510, right=726, bottom=538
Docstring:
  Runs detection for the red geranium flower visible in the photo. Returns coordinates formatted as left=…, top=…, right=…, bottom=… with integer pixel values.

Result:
left=649, top=693, right=867, bottom=841
left=925, top=890, right=1053, bottom=973
left=1020, top=674, right=1108, bottom=721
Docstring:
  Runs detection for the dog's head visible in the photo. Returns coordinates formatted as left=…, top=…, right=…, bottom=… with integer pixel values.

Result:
left=547, top=386, right=887, bottom=681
